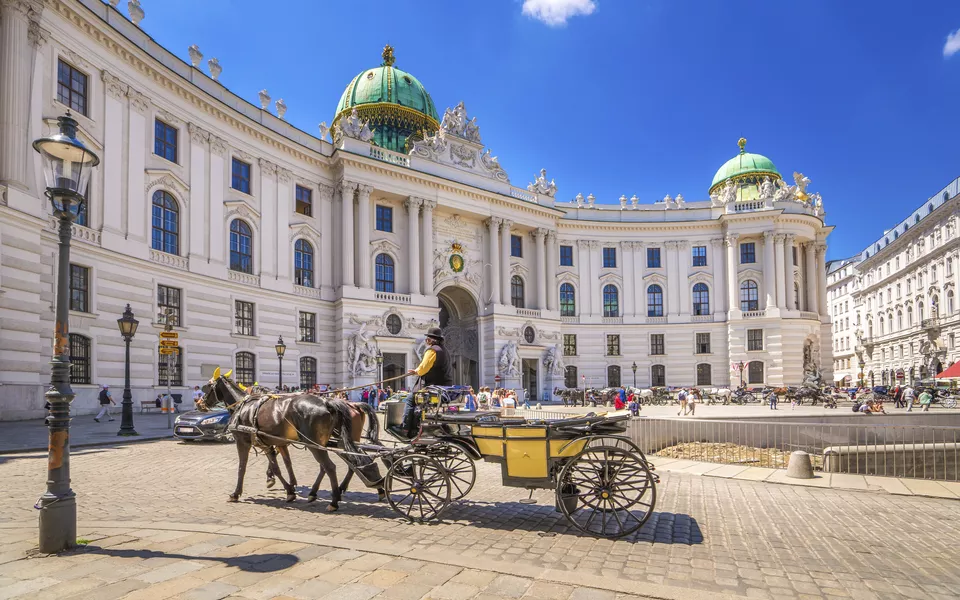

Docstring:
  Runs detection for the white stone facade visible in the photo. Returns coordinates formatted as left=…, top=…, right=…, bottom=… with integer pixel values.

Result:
left=827, top=258, right=860, bottom=386
left=0, top=0, right=832, bottom=420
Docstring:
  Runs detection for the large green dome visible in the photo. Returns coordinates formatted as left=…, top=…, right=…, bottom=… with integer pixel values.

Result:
left=333, top=45, right=440, bottom=153
left=709, top=138, right=782, bottom=194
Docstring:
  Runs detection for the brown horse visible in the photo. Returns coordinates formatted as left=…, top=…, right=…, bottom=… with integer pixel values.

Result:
left=200, top=369, right=383, bottom=511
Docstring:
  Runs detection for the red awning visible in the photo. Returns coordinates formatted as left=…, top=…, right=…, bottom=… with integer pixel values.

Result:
left=935, top=361, right=960, bottom=379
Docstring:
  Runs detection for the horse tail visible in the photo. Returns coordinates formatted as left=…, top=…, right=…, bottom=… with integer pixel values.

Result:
left=352, top=401, right=380, bottom=444
left=329, top=398, right=382, bottom=485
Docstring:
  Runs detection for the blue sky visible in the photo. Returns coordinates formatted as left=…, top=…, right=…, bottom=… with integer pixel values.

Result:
left=125, top=0, right=960, bottom=261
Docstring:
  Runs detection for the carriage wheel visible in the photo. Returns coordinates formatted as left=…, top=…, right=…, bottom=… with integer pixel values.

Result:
left=427, top=442, right=476, bottom=500
left=384, top=454, right=451, bottom=523
left=556, top=445, right=656, bottom=539
left=945, top=397, right=958, bottom=409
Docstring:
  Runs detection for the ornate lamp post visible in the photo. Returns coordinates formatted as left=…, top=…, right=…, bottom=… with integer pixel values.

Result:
left=738, top=360, right=746, bottom=388
left=858, top=359, right=866, bottom=388
left=376, top=349, right=384, bottom=399
left=275, top=336, right=286, bottom=390
left=33, top=112, right=100, bottom=553
left=117, top=304, right=139, bottom=436
left=631, top=361, right=637, bottom=388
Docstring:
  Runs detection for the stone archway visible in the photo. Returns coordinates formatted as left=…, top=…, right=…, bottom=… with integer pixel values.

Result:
left=437, top=286, right=479, bottom=389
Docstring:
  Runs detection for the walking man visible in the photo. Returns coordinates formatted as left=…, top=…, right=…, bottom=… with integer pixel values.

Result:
left=903, top=385, right=915, bottom=412
left=677, top=388, right=688, bottom=416
left=95, top=385, right=115, bottom=422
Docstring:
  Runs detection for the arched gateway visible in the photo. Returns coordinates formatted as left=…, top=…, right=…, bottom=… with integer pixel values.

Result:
left=437, top=286, right=479, bottom=389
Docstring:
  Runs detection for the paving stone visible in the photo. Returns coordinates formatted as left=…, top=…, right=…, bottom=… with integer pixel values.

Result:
left=181, top=581, right=242, bottom=600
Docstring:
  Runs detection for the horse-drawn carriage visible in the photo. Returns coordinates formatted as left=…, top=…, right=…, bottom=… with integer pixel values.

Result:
left=201, top=371, right=659, bottom=539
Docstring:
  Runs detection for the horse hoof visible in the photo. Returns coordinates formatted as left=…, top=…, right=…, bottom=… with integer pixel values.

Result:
left=307, top=495, right=317, bottom=503
left=326, top=503, right=339, bottom=513
left=266, top=478, right=276, bottom=489
left=378, top=491, right=387, bottom=503
left=227, top=495, right=239, bottom=503
left=286, top=494, right=296, bottom=503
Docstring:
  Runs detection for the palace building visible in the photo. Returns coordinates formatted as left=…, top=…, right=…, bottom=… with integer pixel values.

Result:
left=0, top=0, right=832, bottom=419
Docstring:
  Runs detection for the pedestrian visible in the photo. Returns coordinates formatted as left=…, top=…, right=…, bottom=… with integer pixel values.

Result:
left=628, top=392, right=640, bottom=416
left=191, top=385, right=204, bottom=409
left=619, top=386, right=627, bottom=409
left=903, top=386, right=915, bottom=412
left=464, top=387, right=477, bottom=411
left=767, top=389, right=778, bottom=410
left=523, top=388, right=530, bottom=409
left=919, top=388, right=933, bottom=412
left=614, top=391, right=625, bottom=411
left=95, top=385, right=116, bottom=422
left=893, top=385, right=903, bottom=409
left=677, top=388, right=688, bottom=416
left=686, top=390, right=697, bottom=416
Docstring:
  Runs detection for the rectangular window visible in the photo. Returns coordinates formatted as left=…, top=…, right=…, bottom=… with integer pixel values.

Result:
left=692, top=245, right=707, bottom=267
left=696, top=333, right=711, bottom=354
left=511, top=234, right=522, bottom=257
left=299, top=311, right=316, bottom=343
left=235, top=300, right=255, bottom=336
left=647, top=247, right=661, bottom=268
left=158, top=348, right=183, bottom=386
left=157, top=285, right=181, bottom=327
left=606, top=334, right=620, bottom=357
left=650, top=334, right=665, bottom=356
left=295, top=185, right=313, bottom=216
left=69, top=334, right=91, bottom=384
left=602, top=247, right=617, bottom=268
left=740, top=242, right=756, bottom=264
left=57, top=59, right=87, bottom=115
left=154, top=119, right=178, bottom=163
left=376, top=205, right=393, bottom=232
left=563, top=334, right=577, bottom=356
left=69, top=264, right=89, bottom=313
left=231, top=158, right=251, bottom=194
left=747, top=328, right=764, bottom=351
left=559, top=245, right=573, bottom=266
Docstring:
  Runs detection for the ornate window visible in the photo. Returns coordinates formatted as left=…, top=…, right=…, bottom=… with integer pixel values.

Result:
left=602, top=247, right=617, bottom=268
left=602, top=285, right=619, bottom=317
left=563, top=334, right=577, bottom=356
left=647, top=247, right=661, bottom=268
left=69, top=334, right=91, bottom=384
left=57, top=59, right=88, bottom=115
left=376, top=205, right=393, bottom=232
left=158, top=347, right=183, bottom=386
left=511, top=275, right=525, bottom=308
left=607, top=365, right=621, bottom=387
left=154, top=119, right=178, bottom=163
left=229, top=220, right=253, bottom=274
left=559, top=283, right=576, bottom=316
left=295, top=185, right=313, bottom=216
left=897, top=310, right=903, bottom=330
left=949, top=290, right=956, bottom=314
left=564, top=365, right=578, bottom=389
left=300, top=357, right=317, bottom=389
left=386, top=314, right=403, bottom=335
left=299, top=312, right=316, bottom=343
left=559, top=245, right=573, bottom=266
left=375, top=254, right=395, bottom=293
left=740, top=280, right=759, bottom=311
left=696, top=363, right=712, bottom=386
left=740, top=242, right=756, bottom=264
left=651, top=364, right=666, bottom=387
left=647, top=284, right=664, bottom=317
left=510, top=235, right=522, bottom=258
left=294, top=239, right=314, bottom=287
left=151, top=191, right=180, bottom=255
left=692, top=245, right=707, bottom=267
left=235, top=352, right=255, bottom=386
left=748, top=361, right=764, bottom=384
left=692, top=283, right=710, bottom=315
left=907, top=305, right=913, bottom=327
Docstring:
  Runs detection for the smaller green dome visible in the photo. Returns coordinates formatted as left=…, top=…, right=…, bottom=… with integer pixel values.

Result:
left=710, top=138, right=781, bottom=192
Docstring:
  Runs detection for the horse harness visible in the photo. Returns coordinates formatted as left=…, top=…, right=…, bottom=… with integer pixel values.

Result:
left=227, top=394, right=278, bottom=449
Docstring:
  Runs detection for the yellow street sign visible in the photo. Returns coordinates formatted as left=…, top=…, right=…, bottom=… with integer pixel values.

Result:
left=159, top=348, right=178, bottom=355
left=159, top=340, right=179, bottom=347
left=159, top=331, right=179, bottom=339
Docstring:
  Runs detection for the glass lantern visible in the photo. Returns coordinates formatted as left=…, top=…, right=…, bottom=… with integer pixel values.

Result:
left=32, top=113, right=100, bottom=218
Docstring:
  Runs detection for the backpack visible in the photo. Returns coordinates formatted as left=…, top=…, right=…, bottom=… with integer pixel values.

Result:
left=852, top=401, right=861, bottom=413
left=98, top=389, right=109, bottom=405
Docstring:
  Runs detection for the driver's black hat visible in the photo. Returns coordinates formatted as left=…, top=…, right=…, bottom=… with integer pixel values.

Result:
left=426, top=327, right=444, bottom=342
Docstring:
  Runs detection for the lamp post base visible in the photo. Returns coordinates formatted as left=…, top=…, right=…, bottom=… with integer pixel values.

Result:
left=37, top=492, right=77, bottom=553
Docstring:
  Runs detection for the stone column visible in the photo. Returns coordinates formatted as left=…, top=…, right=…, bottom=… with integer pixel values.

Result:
left=578, top=240, right=592, bottom=315
left=784, top=234, right=797, bottom=310
left=208, top=137, right=226, bottom=264
left=534, top=228, right=547, bottom=310
left=0, top=0, right=35, bottom=188
left=762, top=232, right=776, bottom=310
left=126, top=89, right=149, bottom=242
left=546, top=231, right=558, bottom=311
left=725, top=234, right=740, bottom=314
left=102, top=73, right=127, bottom=236
left=187, top=124, right=208, bottom=264
left=804, top=242, right=818, bottom=314
left=319, top=184, right=334, bottom=290
left=710, top=238, right=725, bottom=314
left=258, top=159, right=278, bottom=278
left=357, top=185, right=373, bottom=288
left=500, top=220, right=513, bottom=306
left=774, top=234, right=786, bottom=309
left=276, top=169, right=292, bottom=282
left=406, top=197, right=423, bottom=296
left=340, top=181, right=357, bottom=287
left=816, top=243, right=828, bottom=317
left=665, top=241, right=680, bottom=315
left=421, top=199, right=436, bottom=296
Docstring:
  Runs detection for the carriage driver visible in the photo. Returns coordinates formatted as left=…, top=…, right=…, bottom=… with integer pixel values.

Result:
left=402, top=327, right=454, bottom=436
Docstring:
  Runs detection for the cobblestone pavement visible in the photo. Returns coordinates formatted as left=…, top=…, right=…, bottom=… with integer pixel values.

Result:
left=2, top=440, right=960, bottom=599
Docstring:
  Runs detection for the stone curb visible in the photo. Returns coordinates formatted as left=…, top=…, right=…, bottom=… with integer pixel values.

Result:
left=0, top=432, right=175, bottom=455
left=0, top=520, right=746, bottom=600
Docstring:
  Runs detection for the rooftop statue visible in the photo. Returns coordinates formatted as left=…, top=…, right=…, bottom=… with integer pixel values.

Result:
left=759, top=177, right=776, bottom=200
left=335, top=108, right=375, bottom=143
left=463, top=117, right=481, bottom=143
left=527, top=168, right=558, bottom=197
left=720, top=179, right=737, bottom=205
left=575, top=193, right=584, bottom=207
left=441, top=101, right=468, bottom=137
left=793, top=172, right=811, bottom=201
left=773, top=178, right=795, bottom=203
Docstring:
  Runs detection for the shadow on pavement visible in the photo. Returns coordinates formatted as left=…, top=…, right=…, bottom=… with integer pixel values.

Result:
left=0, top=447, right=114, bottom=466
left=71, top=545, right=299, bottom=572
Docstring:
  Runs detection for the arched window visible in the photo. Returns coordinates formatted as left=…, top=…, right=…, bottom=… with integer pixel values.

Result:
left=229, top=220, right=253, bottom=274
left=740, top=280, right=759, bottom=311
left=949, top=290, right=955, bottom=314
left=897, top=310, right=903, bottom=331
left=879, top=316, right=885, bottom=335
left=692, top=283, right=710, bottom=316
left=235, top=351, right=255, bottom=386
left=944, top=191, right=950, bottom=202
left=647, top=284, right=663, bottom=317
left=294, top=239, right=314, bottom=287
left=375, top=253, right=395, bottom=293
left=602, top=285, right=619, bottom=317
left=919, top=303, right=925, bottom=321
left=748, top=361, right=764, bottom=384
left=511, top=275, right=525, bottom=308
left=651, top=364, right=666, bottom=387
left=151, top=190, right=179, bottom=255
left=915, top=214, right=920, bottom=224
left=607, top=365, right=621, bottom=387
left=564, top=365, right=578, bottom=389
left=929, top=202, right=935, bottom=213
left=300, top=357, right=317, bottom=389
left=907, top=305, right=913, bottom=327
left=69, top=334, right=91, bottom=384
left=696, top=363, right=712, bottom=386
left=559, top=283, right=576, bottom=317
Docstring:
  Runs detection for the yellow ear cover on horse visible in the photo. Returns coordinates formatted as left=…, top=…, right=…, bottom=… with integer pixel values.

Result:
left=224, top=369, right=233, bottom=378
left=213, top=367, right=221, bottom=379
left=238, top=383, right=247, bottom=392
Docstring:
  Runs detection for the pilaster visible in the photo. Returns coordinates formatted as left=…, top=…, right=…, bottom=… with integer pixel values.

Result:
left=406, top=197, right=423, bottom=296
left=357, top=184, right=373, bottom=289
left=485, top=216, right=502, bottom=307
left=187, top=123, right=208, bottom=268
left=208, top=136, right=227, bottom=265
left=500, top=219, right=512, bottom=306
left=421, top=198, right=436, bottom=297
left=125, top=87, right=149, bottom=250
left=318, top=183, right=334, bottom=293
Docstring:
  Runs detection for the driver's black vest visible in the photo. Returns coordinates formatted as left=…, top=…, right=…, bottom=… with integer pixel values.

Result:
left=422, top=344, right=454, bottom=386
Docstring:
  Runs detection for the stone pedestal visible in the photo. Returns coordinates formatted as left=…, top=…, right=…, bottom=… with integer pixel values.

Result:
left=786, top=451, right=815, bottom=479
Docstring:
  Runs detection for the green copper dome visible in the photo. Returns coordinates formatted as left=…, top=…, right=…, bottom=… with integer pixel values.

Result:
left=333, top=45, right=440, bottom=153
left=709, top=138, right=782, bottom=193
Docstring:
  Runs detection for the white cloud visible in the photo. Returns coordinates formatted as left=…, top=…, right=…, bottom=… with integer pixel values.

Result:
left=522, top=0, right=597, bottom=27
left=945, top=28, right=960, bottom=58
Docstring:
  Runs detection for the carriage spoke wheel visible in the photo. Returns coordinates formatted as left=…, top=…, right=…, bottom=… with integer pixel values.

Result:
left=427, top=443, right=476, bottom=501
left=385, top=454, right=452, bottom=523
left=556, top=445, right=656, bottom=539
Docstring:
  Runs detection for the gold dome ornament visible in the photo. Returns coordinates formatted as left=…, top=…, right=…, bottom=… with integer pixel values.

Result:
left=382, top=44, right=395, bottom=67
left=738, top=137, right=747, bottom=153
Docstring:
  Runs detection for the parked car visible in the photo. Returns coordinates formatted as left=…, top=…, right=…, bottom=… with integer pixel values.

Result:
left=872, top=386, right=889, bottom=397
left=377, top=391, right=410, bottom=413
left=173, top=408, right=232, bottom=442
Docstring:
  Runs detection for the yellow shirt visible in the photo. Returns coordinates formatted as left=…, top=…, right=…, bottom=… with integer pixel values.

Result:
left=413, top=348, right=437, bottom=376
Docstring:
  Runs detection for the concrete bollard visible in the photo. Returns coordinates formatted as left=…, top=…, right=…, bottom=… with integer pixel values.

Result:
left=786, top=451, right=815, bottom=479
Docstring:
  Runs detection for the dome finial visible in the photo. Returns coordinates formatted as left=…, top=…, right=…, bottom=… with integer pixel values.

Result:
left=382, top=44, right=395, bottom=67
left=738, top=137, right=747, bottom=154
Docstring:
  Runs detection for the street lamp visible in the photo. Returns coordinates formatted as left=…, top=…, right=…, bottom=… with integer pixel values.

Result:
left=117, top=304, right=139, bottom=437
left=858, top=359, right=866, bottom=388
left=275, top=336, right=286, bottom=390
left=376, top=349, right=384, bottom=399
left=33, top=112, right=100, bottom=553
left=631, top=361, right=638, bottom=388
left=738, top=360, right=746, bottom=388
